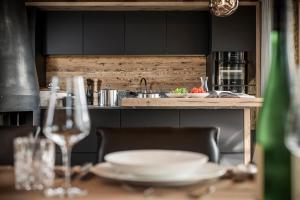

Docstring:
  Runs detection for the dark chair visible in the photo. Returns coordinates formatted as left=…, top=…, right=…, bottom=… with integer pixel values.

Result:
left=0, top=126, right=35, bottom=165
left=97, top=127, right=220, bottom=163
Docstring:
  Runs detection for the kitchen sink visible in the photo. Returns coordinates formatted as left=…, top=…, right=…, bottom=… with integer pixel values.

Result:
left=137, top=92, right=161, bottom=98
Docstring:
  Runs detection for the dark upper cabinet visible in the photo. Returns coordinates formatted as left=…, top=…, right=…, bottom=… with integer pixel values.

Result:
left=44, top=11, right=83, bottom=55
left=166, top=12, right=209, bottom=54
left=211, top=6, right=256, bottom=52
left=83, top=12, right=124, bottom=55
left=125, top=12, right=166, bottom=54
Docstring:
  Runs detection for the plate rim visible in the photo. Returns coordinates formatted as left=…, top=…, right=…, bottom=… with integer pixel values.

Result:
left=91, top=162, right=226, bottom=186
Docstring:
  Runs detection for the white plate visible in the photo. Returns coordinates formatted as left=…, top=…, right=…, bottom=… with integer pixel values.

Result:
left=187, top=93, right=209, bottom=98
left=104, top=150, right=208, bottom=178
left=165, top=93, right=187, bottom=98
left=91, top=162, right=226, bottom=187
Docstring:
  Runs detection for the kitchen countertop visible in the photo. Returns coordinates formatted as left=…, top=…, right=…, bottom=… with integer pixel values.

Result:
left=121, top=97, right=263, bottom=109
left=41, top=98, right=263, bottom=110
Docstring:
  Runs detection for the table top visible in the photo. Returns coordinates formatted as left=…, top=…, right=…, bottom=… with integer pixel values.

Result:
left=0, top=166, right=257, bottom=200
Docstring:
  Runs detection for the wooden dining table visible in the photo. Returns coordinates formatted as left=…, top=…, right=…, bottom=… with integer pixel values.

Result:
left=0, top=166, right=257, bottom=200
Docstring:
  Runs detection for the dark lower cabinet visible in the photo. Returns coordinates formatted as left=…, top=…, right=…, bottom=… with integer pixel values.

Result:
left=179, top=110, right=244, bottom=153
left=73, top=109, right=120, bottom=153
left=41, top=108, right=245, bottom=165
left=120, top=109, right=179, bottom=127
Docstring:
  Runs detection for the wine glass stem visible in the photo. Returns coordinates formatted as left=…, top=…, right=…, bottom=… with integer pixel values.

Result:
left=62, top=145, right=72, bottom=190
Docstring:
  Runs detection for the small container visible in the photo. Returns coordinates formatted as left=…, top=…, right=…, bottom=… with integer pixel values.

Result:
left=99, top=89, right=118, bottom=107
left=14, top=137, right=55, bottom=191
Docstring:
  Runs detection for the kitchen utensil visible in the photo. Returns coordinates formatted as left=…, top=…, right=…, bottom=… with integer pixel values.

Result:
left=99, top=89, right=118, bottom=107
left=104, top=150, right=208, bottom=178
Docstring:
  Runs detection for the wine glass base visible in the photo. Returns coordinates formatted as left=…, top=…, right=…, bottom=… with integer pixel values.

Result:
left=44, top=187, right=87, bottom=198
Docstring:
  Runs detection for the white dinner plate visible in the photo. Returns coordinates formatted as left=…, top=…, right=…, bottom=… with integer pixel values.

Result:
left=91, top=162, right=226, bottom=187
left=165, top=93, right=187, bottom=98
left=104, top=150, right=208, bottom=178
left=187, top=93, right=210, bottom=98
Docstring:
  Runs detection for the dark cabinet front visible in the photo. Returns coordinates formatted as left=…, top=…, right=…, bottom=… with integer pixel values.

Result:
left=125, top=12, right=166, bottom=54
left=83, top=12, right=125, bottom=55
left=44, top=11, right=83, bottom=55
left=43, top=11, right=210, bottom=55
left=166, top=12, right=209, bottom=54
left=211, top=6, right=256, bottom=51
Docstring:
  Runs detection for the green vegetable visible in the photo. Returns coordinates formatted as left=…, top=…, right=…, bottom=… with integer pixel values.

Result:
left=173, top=87, right=188, bottom=94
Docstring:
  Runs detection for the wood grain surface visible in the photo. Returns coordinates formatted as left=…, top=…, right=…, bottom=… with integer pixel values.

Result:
left=0, top=166, right=257, bottom=200
left=121, top=97, right=263, bottom=108
left=46, top=56, right=206, bottom=91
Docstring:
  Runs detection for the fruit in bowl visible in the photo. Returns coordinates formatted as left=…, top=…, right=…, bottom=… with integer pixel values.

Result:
left=173, top=87, right=188, bottom=94
left=191, top=87, right=205, bottom=93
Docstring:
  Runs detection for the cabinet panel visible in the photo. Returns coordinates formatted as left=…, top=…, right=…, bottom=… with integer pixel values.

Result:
left=211, top=6, right=256, bottom=51
left=125, top=12, right=166, bottom=54
left=83, top=12, right=124, bottom=55
left=166, top=11, right=209, bottom=54
left=180, top=110, right=244, bottom=153
left=73, top=109, right=121, bottom=153
left=121, top=109, right=179, bottom=127
left=45, top=11, right=83, bottom=55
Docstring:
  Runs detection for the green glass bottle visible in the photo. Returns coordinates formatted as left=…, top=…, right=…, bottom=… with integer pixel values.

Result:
left=256, top=2, right=291, bottom=199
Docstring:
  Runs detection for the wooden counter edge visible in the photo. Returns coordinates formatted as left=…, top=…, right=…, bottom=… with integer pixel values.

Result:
left=121, top=97, right=263, bottom=108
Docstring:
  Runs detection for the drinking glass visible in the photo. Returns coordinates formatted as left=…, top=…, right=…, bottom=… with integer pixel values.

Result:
left=44, top=76, right=90, bottom=198
left=14, top=137, right=55, bottom=191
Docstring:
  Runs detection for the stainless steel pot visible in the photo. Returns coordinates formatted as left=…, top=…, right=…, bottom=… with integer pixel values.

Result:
left=99, top=89, right=118, bottom=107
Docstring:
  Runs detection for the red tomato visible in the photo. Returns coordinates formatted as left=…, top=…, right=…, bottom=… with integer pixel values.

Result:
left=198, top=87, right=204, bottom=93
left=191, top=87, right=199, bottom=93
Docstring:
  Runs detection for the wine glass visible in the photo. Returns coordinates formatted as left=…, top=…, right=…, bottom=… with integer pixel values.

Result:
left=44, top=76, right=90, bottom=198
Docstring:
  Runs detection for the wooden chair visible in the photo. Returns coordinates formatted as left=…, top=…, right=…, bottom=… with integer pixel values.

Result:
left=97, top=127, right=220, bottom=163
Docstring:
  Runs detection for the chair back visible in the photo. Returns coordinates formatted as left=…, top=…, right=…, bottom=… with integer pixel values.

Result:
left=97, top=127, right=220, bottom=163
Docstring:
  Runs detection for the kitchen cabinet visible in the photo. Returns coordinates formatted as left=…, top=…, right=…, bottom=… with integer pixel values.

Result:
left=83, top=12, right=124, bottom=55
left=121, top=109, right=179, bottom=127
left=179, top=110, right=244, bottom=153
left=166, top=11, right=209, bottom=54
left=43, top=11, right=210, bottom=55
left=211, top=6, right=256, bottom=51
left=44, top=11, right=83, bottom=55
left=125, top=12, right=166, bottom=55
left=73, top=109, right=121, bottom=153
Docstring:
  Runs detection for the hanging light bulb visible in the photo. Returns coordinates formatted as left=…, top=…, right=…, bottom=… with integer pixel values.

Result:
left=209, top=0, right=239, bottom=17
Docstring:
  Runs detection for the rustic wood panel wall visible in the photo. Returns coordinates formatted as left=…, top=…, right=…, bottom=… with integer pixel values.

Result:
left=46, top=56, right=206, bottom=91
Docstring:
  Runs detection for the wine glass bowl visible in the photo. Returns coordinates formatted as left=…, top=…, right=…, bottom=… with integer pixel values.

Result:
left=44, top=76, right=90, bottom=198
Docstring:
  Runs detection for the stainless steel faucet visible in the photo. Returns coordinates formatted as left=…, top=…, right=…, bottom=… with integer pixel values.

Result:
left=139, top=78, right=148, bottom=93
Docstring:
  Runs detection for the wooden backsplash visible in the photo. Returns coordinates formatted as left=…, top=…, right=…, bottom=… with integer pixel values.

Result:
left=46, top=56, right=206, bottom=91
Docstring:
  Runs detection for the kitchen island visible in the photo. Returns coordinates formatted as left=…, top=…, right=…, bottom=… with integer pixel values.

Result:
left=40, top=97, right=263, bottom=165
left=122, top=97, right=263, bottom=164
